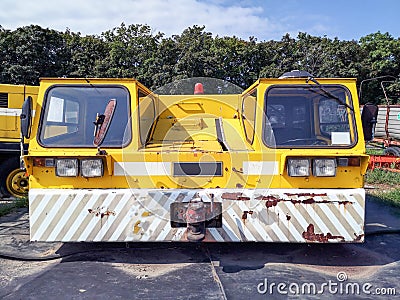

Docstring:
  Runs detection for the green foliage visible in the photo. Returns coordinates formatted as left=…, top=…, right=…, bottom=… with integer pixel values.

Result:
left=0, top=197, right=28, bottom=217
left=365, top=168, right=400, bottom=185
left=0, top=23, right=399, bottom=102
left=366, top=148, right=384, bottom=156
left=380, top=189, right=400, bottom=206
left=366, top=168, right=400, bottom=208
left=372, top=189, right=400, bottom=208
left=0, top=25, right=69, bottom=85
left=359, top=32, right=400, bottom=104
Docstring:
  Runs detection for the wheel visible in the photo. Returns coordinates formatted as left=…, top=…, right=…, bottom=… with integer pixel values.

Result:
left=383, top=147, right=400, bottom=156
left=0, top=157, right=29, bottom=198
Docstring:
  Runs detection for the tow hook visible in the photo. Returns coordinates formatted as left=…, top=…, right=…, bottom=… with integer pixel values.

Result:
left=186, top=194, right=206, bottom=241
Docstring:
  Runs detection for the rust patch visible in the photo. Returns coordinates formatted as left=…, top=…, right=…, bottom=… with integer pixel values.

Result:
left=221, top=192, right=250, bottom=200
left=88, top=208, right=116, bottom=218
left=255, top=195, right=281, bottom=208
left=302, top=224, right=344, bottom=242
left=247, top=193, right=353, bottom=207
left=302, top=198, right=316, bottom=204
left=285, top=192, right=328, bottom=197
left=265, top=198, right=278, bottom=208
left=241, top=210, right=254, bottom=222
left=354, top=233, right=364, bottom=242
left=290, top=199, right=301, bottom=204
left=300, top=198, right=330, bottom=204
left=338, top=201, right=352, bottom=205
left=256, top=195, right=280, bottom=201
left=100, top=210, right=116, bottom=218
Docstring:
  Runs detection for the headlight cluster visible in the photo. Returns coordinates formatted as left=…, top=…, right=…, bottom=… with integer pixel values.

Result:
left=287, top=158, right=336, bottom=177
left=55, top=158, right=103, bottom=178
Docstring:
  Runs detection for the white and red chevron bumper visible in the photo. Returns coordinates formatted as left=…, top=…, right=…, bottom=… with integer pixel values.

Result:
left=29, top=188, right=365, bottom=243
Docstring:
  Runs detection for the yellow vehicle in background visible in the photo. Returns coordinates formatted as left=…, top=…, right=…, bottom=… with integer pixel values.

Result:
left=22, top=71, right=370, bottom=242
left=0, top=84, right=38, bottom=197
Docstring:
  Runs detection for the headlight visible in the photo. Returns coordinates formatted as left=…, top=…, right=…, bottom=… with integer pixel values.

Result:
left=313, top=158, right=336, bottom=177
left=287, top=158, right=310, bottom=177
left=56, top=159, right=78, bottom=177
left=81, top=159, right=103, bottom=177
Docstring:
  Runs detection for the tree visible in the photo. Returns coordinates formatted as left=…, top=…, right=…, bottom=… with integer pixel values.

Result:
left=0, top=25, right=68, bottom=85
left=359, top=32, right=400, bottom=103
left=63, top=29, right=108, bottom=78
left=172, top=25, right=215, bottom=79
left=98, top=23, right=163, bottom=87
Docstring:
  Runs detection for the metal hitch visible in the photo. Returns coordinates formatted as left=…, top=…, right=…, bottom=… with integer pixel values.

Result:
left=186, top=195, right=206, bottom=242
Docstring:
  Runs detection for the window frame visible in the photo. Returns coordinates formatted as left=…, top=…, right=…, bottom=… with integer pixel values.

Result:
left=38, top=84, right=132, bottom=148
left=241, top=88, right=257, bottom=144
left=262, top=84, right=358, bottom=149
left=137, top=88, right=156, bottom=147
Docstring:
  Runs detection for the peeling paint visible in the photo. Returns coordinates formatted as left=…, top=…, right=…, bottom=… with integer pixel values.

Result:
left=241, top=210, right=254, bottom=223
left=133, top=221, right=141, bottom=234
left=354, top=233, right=364, bottom=242
left=285, top=193, right=328, bottom=197
left=221, top=192, right=250, bottom=200
left=88, top=207, right=116, bottom=218
left=141, top=211, right=152, bottom=217
left=302, top=224, right=344, bottom=242
left=255, top=194, right=353, bottom=206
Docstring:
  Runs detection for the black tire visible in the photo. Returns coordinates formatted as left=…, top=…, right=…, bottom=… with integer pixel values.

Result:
left=383, top=147, right=400, bottom=157
left=0, top=156, right=29, bottom=198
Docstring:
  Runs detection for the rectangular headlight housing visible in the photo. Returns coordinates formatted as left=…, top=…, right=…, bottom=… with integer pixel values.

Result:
left=287, top=158, right=310, bottom=177
left=55, top=159, right=78, bottom=177
left=81, top=159, right=103, bottom=178
left=313, top=158, right=336, bottom=177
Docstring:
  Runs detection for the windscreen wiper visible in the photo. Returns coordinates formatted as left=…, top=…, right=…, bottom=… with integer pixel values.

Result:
left=306, top=77, right=354, bottom=112
left=93, top=99, right=117, bottom=147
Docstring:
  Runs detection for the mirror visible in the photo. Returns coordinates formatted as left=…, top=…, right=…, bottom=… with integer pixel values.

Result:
left=93, top=99, right=117, bottom=147
left=361, top=103, right=378, bottom=141
left=20, top=96, right=33, bottom=139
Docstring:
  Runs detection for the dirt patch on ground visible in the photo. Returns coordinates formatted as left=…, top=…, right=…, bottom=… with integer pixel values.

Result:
left=366, top=183, right=398, bottom=192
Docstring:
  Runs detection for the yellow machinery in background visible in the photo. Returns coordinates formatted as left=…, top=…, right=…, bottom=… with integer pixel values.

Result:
left=23, top=71, right=370, bottom=242
left=0, top=84, right=38, bottom=197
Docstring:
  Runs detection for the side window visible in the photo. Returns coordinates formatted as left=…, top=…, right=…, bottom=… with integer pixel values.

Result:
left=241, top=88, right=257, bottom=144
left=43, top=96, right=79, bottom=139
left=138, top=89, right=156, bottom=146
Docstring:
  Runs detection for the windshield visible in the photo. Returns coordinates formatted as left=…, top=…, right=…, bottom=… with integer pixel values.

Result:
left=39, top=86, right=131, bottom=147
left=264, top=85, right=357, bottom=148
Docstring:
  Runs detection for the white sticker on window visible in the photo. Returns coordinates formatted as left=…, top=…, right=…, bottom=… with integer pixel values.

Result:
left=331, top=132, right=350, bottom=145
left=47, top=97, right=64, bottom=122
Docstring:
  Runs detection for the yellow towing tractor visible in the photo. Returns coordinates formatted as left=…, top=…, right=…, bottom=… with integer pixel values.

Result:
left=22, top=71, right=373, bottom=243
left=0, top=84, right=38, bottom=197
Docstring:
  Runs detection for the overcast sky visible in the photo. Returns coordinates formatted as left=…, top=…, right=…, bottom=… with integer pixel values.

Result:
left=0, top=0, right=399, bottom=41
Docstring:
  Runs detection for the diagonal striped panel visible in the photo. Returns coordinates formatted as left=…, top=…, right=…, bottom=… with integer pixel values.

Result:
left=29, top=188, right=365, bottom=243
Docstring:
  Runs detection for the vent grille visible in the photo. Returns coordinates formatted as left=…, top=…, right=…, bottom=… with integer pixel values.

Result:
left=0, top=93, right=8, bottom=108
left=173, top=162, right=223, bottom=177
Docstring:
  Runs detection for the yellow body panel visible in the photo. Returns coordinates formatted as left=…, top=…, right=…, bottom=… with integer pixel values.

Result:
left=0, top=84, right=38, bottom=141
left=26, top=77, right=367, bottom=190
